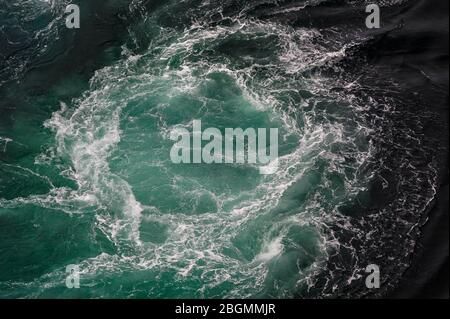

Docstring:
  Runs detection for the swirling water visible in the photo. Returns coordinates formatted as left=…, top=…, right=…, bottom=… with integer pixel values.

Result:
left=0, top=0, right=447, bottom=298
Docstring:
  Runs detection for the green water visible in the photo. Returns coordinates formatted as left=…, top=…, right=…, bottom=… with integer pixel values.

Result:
left=0, top=0, right=369, bottom=298
left=0, top=0, right=439, bottom=299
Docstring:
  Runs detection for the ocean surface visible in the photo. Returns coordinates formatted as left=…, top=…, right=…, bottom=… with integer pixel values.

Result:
left=0, top=0, right=448, bottom=298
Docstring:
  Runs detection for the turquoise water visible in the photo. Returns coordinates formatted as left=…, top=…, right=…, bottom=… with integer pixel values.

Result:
left=0, top=0, right=442, bottom=298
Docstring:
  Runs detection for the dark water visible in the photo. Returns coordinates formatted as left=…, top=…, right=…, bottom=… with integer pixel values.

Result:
left=0, top=0, right=448, bottom=298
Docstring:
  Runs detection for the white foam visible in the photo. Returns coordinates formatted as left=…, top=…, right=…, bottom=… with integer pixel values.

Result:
left=255, top=236, right=284, bottom=262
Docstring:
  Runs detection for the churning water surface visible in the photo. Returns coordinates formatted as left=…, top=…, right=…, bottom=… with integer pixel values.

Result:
left=0, top=0, right=448, bottom=298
